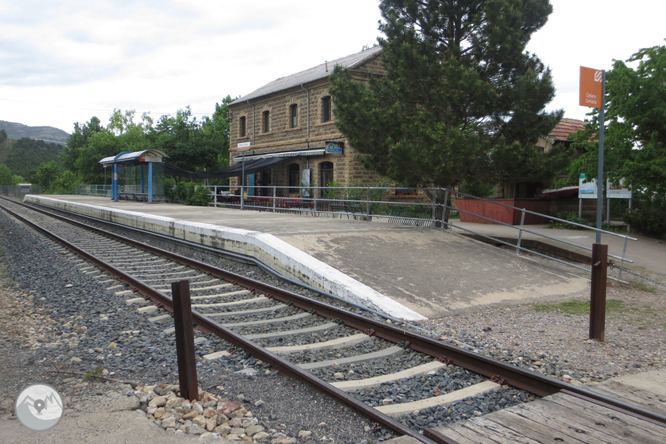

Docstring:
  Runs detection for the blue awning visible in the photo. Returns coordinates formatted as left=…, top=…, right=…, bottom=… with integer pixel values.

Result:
left=99, top=150, right=168, bottom=165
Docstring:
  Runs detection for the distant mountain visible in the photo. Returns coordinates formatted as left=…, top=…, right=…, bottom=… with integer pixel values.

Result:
left=0, top=120, right=70, bottom=145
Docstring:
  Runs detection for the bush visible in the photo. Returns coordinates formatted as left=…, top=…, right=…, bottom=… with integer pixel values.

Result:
left=625, top=195, right=666, bottom=238
left=166, top=181, right=211, bottom=206
left=548, top=212, right=590, bottom=229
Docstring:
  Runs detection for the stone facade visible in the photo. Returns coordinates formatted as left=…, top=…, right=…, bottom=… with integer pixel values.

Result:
left=228, top=47, right=386, bottom=197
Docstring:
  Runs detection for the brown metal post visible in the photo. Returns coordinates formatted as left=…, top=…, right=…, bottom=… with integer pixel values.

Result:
left=172, top=280, right=199, bottom=400
left=589, top=243, right=608, bottom=342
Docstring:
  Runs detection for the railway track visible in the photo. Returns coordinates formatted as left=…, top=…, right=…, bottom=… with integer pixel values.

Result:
left=2, top=196, right=665, bottom=443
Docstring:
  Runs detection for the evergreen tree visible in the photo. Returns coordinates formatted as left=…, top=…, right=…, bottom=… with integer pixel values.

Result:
left=330, top=0, right=565, bottom=193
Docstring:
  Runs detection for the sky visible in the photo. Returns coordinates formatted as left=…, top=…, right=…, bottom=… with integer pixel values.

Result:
left=0, top=0, right=664, bottom=135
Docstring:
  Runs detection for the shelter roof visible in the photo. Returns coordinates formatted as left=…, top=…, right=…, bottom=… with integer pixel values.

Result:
left=99, top=150, right=169, bottom=165
left=549, top=118, right=585, bottom=141
left=233, top=45, right=383, bottom=103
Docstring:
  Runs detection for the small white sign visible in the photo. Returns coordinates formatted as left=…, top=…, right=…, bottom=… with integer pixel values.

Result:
left=237, top=142, right=251, bottom=150
left=578, top=174, right=597, bottom=199
left=607, top=178, right=632, bottom=199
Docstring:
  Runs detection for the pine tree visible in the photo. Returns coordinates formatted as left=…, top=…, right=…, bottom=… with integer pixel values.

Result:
left=330, top=0, right=565, bottom=191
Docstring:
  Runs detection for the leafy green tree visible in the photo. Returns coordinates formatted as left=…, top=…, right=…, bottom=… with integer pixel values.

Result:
left=330, top=0, right=564, bottom=194
left=0, top=164, right=14, bottom=185
left=6, top=138, right=64, bottom=179
left=33, top=161, right=62, bottom=190
left=0, top=129, right=7, bottom=144
left=568, top=44, right=666, bottom=195
left=62, top=117, right=103, bottom=173
left=152, top=107, right=217, bottom=172
left=75, top=130, right=120, bottom=183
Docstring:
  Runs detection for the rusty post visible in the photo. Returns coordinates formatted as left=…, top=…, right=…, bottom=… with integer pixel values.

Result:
left=172, top=280, right=199, bottom=400
left=589, top=244, right=608, bottom=342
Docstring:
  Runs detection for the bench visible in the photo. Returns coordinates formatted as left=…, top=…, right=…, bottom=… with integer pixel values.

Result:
left=118, top=192, right=149, bottom=202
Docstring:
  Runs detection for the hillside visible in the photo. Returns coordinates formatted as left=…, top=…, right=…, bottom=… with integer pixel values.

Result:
left=0, top=120, right=70, bottom=145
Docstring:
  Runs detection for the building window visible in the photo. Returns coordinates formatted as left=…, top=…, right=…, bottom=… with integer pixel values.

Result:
left=262, top=111, right=270, bottom=133
left=290, top=104, right=298, bottom=128
left=322, top=96, right=331, bottom=122
left=239, top=116, right=246, bottom=137
left=288, top=163, right=300, bottom=194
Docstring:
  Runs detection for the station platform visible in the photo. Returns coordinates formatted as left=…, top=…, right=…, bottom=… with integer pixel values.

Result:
left=24, top=195, right=649, bottom=321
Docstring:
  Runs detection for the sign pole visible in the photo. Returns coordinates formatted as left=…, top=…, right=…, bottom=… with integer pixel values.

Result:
left=595, top=71, right=606, bottom=243
left=241, top=151, right=245, bottom=210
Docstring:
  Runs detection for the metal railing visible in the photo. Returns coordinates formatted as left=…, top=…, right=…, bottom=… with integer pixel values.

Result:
left=76, top=184, right=113, bottom=197
left=0, top=185, right=41, bottom=201
left=205, top=184, right=637, bottom=282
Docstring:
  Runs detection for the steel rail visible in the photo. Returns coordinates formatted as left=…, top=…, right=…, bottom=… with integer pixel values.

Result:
left=4, top=200, right=665, bottom=439
left=0, top=201, right=439, bottom=444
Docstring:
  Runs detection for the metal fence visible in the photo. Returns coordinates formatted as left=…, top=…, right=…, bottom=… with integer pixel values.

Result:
left=75, top=184, right=113, bottom=197
left=205, top=184, right=636, bottom=282
left=0, top=185, right=41, bottom=201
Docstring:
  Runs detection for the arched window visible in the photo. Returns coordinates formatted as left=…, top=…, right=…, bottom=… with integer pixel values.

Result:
left=262, top=111, right=270, bottom=133
left=321, top=96, right=331, bottom=122
left=239, top=116, right=246, bottom=137
left=288, top=163, right=300, bottom=194
left=289, top=104, right=298, bottom=128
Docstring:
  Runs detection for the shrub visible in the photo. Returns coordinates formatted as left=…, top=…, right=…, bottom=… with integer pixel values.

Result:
left=625, top=195, right=666, bottom=238
left=548, top=212, right=590, bottom=229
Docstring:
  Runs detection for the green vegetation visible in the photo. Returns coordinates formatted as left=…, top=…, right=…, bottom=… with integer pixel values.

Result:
left=165, top=181, right=212, bottom=206
left=547, top=212, right=590, bottom=230
left=330, top=0, right=567, bottom=194
left=83, top=367, right=106, bottom=382
left=534, top=299, right=628, bottom=315
left=6, top=138, right=64, bottom=179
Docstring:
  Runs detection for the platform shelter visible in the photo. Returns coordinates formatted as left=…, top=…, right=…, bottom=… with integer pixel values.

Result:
left=99, top=150, right=168, bottom=202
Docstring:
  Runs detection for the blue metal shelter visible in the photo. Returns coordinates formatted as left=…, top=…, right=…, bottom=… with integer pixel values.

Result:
left=99, top=150, right=168, bottom=202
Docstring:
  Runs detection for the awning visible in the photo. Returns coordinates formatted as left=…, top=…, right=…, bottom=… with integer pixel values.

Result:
left=99, top=149, right=168, bottom=165
left=232, top=147, right=325, bottom=162
left=164, top=156, right=291, bottom=179
left=542, top=186, right=579, bottom=197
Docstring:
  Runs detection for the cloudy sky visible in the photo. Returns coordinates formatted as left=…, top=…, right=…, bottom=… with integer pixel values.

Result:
left=0, top=0, right=663, bottom=134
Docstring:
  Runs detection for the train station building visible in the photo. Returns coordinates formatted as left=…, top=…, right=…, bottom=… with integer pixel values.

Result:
left=227, top=46, right=386, bottom=198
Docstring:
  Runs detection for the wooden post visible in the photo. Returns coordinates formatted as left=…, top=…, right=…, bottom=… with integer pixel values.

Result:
left=589, top=244, right=608, bottom=342
left=172, top=280, right=199, bottom=400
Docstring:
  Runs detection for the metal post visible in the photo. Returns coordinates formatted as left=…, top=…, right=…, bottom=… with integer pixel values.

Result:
left=432, top=191, right=437, bottom=226
left=579, top=198, right=582, bottom=218
left=366, top=186, right=371, bottom=221
left=627, top=196, right=632, bottom=233
left=272, top=186, right=277, bottom=213
left=607, top=197, right=611, bottom=227
left=313, top=186, right=318, bottom=215
left=171, top=280, right=199, bottom=400
left=595, top=71, right=606, bottom=244
left=443, top=189, right=450, bottom=229
left=619, top=236, right=628, bottom=281
left=240, top=152, right=245, bottom=210
left=516, top=209, right=526, bottom=256
left=214, top=186, right=218, bottom=208
left=589, top=244, right=608, bottom=342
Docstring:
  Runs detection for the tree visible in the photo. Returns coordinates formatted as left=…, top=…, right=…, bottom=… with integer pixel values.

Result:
left=61, top=117, right=103, bottom=173
left=330, top=0, right=564, bottom=194
left=152, top=107, right=218, bottom=172
left=568, top=44, right=666, bottom=195
left=0, top=164, right=14, bottom=185
left=33, top=161, right=62, bottom=190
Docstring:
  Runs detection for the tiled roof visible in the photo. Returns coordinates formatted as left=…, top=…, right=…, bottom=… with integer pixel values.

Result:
left=549, top=118, right=585, bottom=141
left=233, top=45, right=383, bottom=104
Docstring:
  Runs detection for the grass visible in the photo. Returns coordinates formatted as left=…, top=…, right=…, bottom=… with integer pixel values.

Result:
left=83, top=367, right=105, bottom=381
left=622, top=280, right=658, bottom=294
left=533, top=299, right=629, bottom=315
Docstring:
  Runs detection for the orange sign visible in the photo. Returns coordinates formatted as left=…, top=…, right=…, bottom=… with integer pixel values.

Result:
left=579, top=66, right=604, bottom=108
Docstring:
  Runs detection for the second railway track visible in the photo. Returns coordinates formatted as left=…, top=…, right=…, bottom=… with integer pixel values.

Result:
left=2, top=196, right=665, bottom=443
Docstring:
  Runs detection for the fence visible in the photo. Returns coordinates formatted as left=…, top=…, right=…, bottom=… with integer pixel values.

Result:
left=75, top=184, right=113, bottom=197
left=205, top=184, right=636, bottom=282
left=0, top=185, right=41, bottom=201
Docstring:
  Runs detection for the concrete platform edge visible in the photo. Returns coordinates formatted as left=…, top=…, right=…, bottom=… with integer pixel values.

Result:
left=25, top=195, right=426, bottom=321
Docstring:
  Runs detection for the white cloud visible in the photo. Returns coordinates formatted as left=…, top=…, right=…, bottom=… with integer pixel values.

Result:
left=0, top=0, right=663, bottom=133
